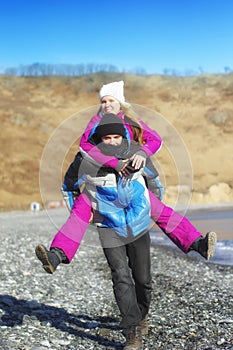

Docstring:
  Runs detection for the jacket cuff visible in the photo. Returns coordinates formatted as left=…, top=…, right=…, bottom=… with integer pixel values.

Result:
left=136, top=150, right=147, bottom=158
left=115, top=160, right=126, bottom=172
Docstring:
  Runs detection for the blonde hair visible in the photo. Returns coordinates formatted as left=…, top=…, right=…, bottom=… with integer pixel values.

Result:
left=120, top=102, right=144, bottom=145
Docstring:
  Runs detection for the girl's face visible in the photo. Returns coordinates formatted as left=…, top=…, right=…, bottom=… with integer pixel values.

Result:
left=101, top=96, right=121, bottom=115
left=101, top=134, right=123, bottom=146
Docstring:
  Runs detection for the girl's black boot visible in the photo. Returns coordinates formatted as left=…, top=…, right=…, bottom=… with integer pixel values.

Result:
left=190, top=231, right=217, bottom=260
left=35, top=244, right=67, bottom=274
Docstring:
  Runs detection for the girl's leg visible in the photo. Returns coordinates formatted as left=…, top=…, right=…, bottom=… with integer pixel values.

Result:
left=36, top=193, right=92, bottom=273
left=50, top=193, right=92, bottom=262
left=149, top=191, right=202, bottom=253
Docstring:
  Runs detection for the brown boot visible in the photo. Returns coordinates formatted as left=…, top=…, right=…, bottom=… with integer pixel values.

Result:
left=124, top=326, right=142, bottom=350
left=139, top=317, right=148, bottom=335
left=35, top=244, right=64, bottom=274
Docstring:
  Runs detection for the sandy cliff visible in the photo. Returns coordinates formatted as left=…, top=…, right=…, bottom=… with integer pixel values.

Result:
left=1, top=73, right=233, bottom=211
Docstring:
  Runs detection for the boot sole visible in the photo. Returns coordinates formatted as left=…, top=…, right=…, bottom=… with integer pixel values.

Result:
left=207, top=231, right=217, bottom=260
left=35, top=244, right=55, bottom=274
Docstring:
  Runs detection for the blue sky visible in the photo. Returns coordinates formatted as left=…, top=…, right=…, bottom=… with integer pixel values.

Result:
left=1, top=0, right=233, bottom=75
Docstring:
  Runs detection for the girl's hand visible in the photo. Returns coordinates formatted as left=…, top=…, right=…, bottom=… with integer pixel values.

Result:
left=130, top=152, right=146, bottom=170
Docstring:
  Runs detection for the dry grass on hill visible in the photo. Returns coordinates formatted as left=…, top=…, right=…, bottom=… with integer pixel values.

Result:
left=1, top=72, right=233, bottom=211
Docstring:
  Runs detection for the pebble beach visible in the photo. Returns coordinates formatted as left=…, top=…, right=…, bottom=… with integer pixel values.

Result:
left=0, top=209, right=233, bottom=350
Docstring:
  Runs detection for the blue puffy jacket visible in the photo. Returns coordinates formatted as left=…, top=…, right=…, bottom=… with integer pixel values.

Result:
left=81, top=155, right=151, bottom=237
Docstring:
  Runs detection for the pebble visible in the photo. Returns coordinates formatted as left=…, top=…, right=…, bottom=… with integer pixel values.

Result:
left=0, top=209, right=233, bottom=349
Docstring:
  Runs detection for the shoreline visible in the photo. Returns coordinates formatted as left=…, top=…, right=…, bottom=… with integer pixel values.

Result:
left=1, top=204, right=233, bottom=268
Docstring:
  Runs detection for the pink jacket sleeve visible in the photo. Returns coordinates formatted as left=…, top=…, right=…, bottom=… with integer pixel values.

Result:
left=80, top=114, right=119, bottom=168
left=80, top=114, right=163, bottom=169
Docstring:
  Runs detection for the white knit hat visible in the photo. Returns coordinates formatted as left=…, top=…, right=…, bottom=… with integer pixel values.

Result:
left=99, top=81, right=125, bottom=104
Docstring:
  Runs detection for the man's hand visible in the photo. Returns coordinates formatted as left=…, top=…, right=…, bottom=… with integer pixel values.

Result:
left=118, top=159, right=131, bottom=177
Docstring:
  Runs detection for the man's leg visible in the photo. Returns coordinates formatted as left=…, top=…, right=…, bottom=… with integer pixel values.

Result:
left=103, top=244, right=142, bottom=332
left=127, top=232, right=152, bottom=320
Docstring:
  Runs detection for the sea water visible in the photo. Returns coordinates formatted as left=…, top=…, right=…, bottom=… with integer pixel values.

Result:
left=150, top=205, right=233, bottom=266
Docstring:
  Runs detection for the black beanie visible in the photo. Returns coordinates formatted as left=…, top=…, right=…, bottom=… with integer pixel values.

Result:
left=95, top=114, right=126, bottom=138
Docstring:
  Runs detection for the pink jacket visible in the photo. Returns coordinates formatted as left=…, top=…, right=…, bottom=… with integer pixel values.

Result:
left=80, top=112, right=162, bottom=169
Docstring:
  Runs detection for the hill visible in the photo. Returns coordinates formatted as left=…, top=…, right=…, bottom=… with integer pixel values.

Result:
left=1, top=73, right=233, bottom=211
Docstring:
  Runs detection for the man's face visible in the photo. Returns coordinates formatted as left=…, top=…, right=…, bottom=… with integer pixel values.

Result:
left=101, top=134, right=123, bottom=146
left=101, top=96, right=121, bottom=115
